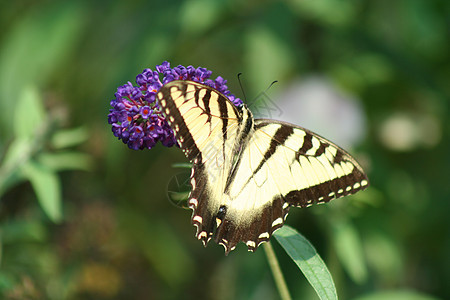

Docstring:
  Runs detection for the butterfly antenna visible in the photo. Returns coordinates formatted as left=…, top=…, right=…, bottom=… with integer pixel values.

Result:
left=237, top=72, right=247, bottom=102
left=265, top=80, right=278, bottom=93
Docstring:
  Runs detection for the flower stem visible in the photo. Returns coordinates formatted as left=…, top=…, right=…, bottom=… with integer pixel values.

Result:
left=263, top=241, right=292, bottom=300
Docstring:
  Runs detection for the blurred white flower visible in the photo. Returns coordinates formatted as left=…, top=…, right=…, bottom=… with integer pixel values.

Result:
left=379, top=113, right=441, bottom=151
left=271, top=76, right=367, bottom=149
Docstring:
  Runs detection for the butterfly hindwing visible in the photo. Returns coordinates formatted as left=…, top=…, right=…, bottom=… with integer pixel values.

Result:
left=157, top=80, right=369, bottom=254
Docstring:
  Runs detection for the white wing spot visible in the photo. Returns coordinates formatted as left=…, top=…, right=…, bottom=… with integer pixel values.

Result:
left=174, top=124, right=179, bottom=131
left=188, top=198, right=198, bottom=208
left=282, top=202, right=289, bottom=209
left=328, top=192, right=335, bottom=197
left=191, top=177, right=196, bottom=189
left=318, top=196, right=324, bottom=202
left=354, top=182, right=361, bottom=189
left=258, top=232, right=270, bottom=240
left=246, top=241, right=256, bottom=248
left=215, top=218, right=222, bottom=227
left=361, top=179, right=368, bottom=186
left=272, top=217, right=283, bottom=228
left=198, top=231, right=207, bottom=240
left=337, top=189, right=344, bottom=194
left=346, top=186, right=352, bottom=192
left=169, top=116, right=175, bottom=122
left=165, top=108, right=170, bottom=114
left=160, top=99, right=166, bottom=106
left=193, top=215, right=202, bottom=224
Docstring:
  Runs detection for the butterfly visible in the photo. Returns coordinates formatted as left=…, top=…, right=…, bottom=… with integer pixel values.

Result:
left=157, top=80, right=368, bottom=254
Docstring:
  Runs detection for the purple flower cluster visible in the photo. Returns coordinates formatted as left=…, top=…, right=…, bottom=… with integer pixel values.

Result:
left=108, top=61, right=242, bottom=150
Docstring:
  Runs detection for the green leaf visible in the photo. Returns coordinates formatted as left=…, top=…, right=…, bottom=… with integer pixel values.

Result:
left=180, top=0, right=222, bottom=34
left=352, top=290, right=441, bottom=300
left=274, top=225, right=337, bottom=300
left=21, top=160, right=62, bottom=223
left=37, top=152, right=92, bottom=172
left=1, top=219, right=47, bottom=244
left=14, top=86, right=46, bottom=139
left=364, top=229, right=402, bottom=283
left=286, top=0, right=356, bottom=27
left=51, top=127, right=89, bottom=149
left=0, top=2, right=85, bottom=139
left=118, top=207, right=194, bottom=287
left=244, top=26, right=295, bottom=93
left=331, top=218, right=368, bottom=284
left=0, top=138, right=30, bottom=196
left=0, top=272, right=15, bottom=291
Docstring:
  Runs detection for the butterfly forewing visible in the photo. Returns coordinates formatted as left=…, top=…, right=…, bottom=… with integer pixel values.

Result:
left=157, top=81, right=246, bottom=248
left=252, top=120, right=369, bottom=207
left=157, top=80, right=369, bottom=254
left=220, top=121, right=368, bottom=252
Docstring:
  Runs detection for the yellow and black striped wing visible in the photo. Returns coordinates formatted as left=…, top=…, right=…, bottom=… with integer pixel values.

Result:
left=157, top=80, right=246, bottom=248
left=217, top=120, right=369, bottom=252
left=157, top=80, right=242, bottom=163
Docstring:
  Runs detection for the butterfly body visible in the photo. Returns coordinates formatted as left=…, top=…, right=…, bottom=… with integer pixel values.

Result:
left=157, top=80, right=368, bottom=254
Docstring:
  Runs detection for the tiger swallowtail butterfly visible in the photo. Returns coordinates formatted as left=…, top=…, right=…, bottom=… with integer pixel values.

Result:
left=157, top=80, right=369, bottom=254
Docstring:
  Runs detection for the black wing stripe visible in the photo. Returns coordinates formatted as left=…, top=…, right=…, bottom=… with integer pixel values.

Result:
left=200, top=89, right=212, bottom=129
left=251, top=125, right=294, bottom=178
left=314, top=142, right=328, bottom=156
left=159, top=86, right=202, bottom=163
left=218, top=96, right=229, bottom=166
left=285, top=167, right=367, bottom=207
left=297, top=133, right=313, bottom=157
left=333, top=149, right=344, bottom=164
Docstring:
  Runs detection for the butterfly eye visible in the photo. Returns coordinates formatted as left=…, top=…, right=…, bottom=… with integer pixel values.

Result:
left=217, top=205, right=227, bottom=218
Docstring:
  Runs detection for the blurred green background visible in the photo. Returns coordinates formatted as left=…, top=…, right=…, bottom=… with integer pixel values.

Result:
left=0, top=0, right=448, bottom=299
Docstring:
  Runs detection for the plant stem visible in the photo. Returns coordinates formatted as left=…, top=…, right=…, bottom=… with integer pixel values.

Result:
left=263, top=241, right=292, bottom=300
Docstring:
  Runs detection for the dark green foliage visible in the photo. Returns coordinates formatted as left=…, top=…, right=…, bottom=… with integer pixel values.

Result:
left=0, top=0, right=448, bottom=299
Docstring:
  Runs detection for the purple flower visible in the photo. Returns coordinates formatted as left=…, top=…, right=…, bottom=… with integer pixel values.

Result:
left=108, top=61, right=242, bottom=150
left=140, top=106, right=152, bottom=119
